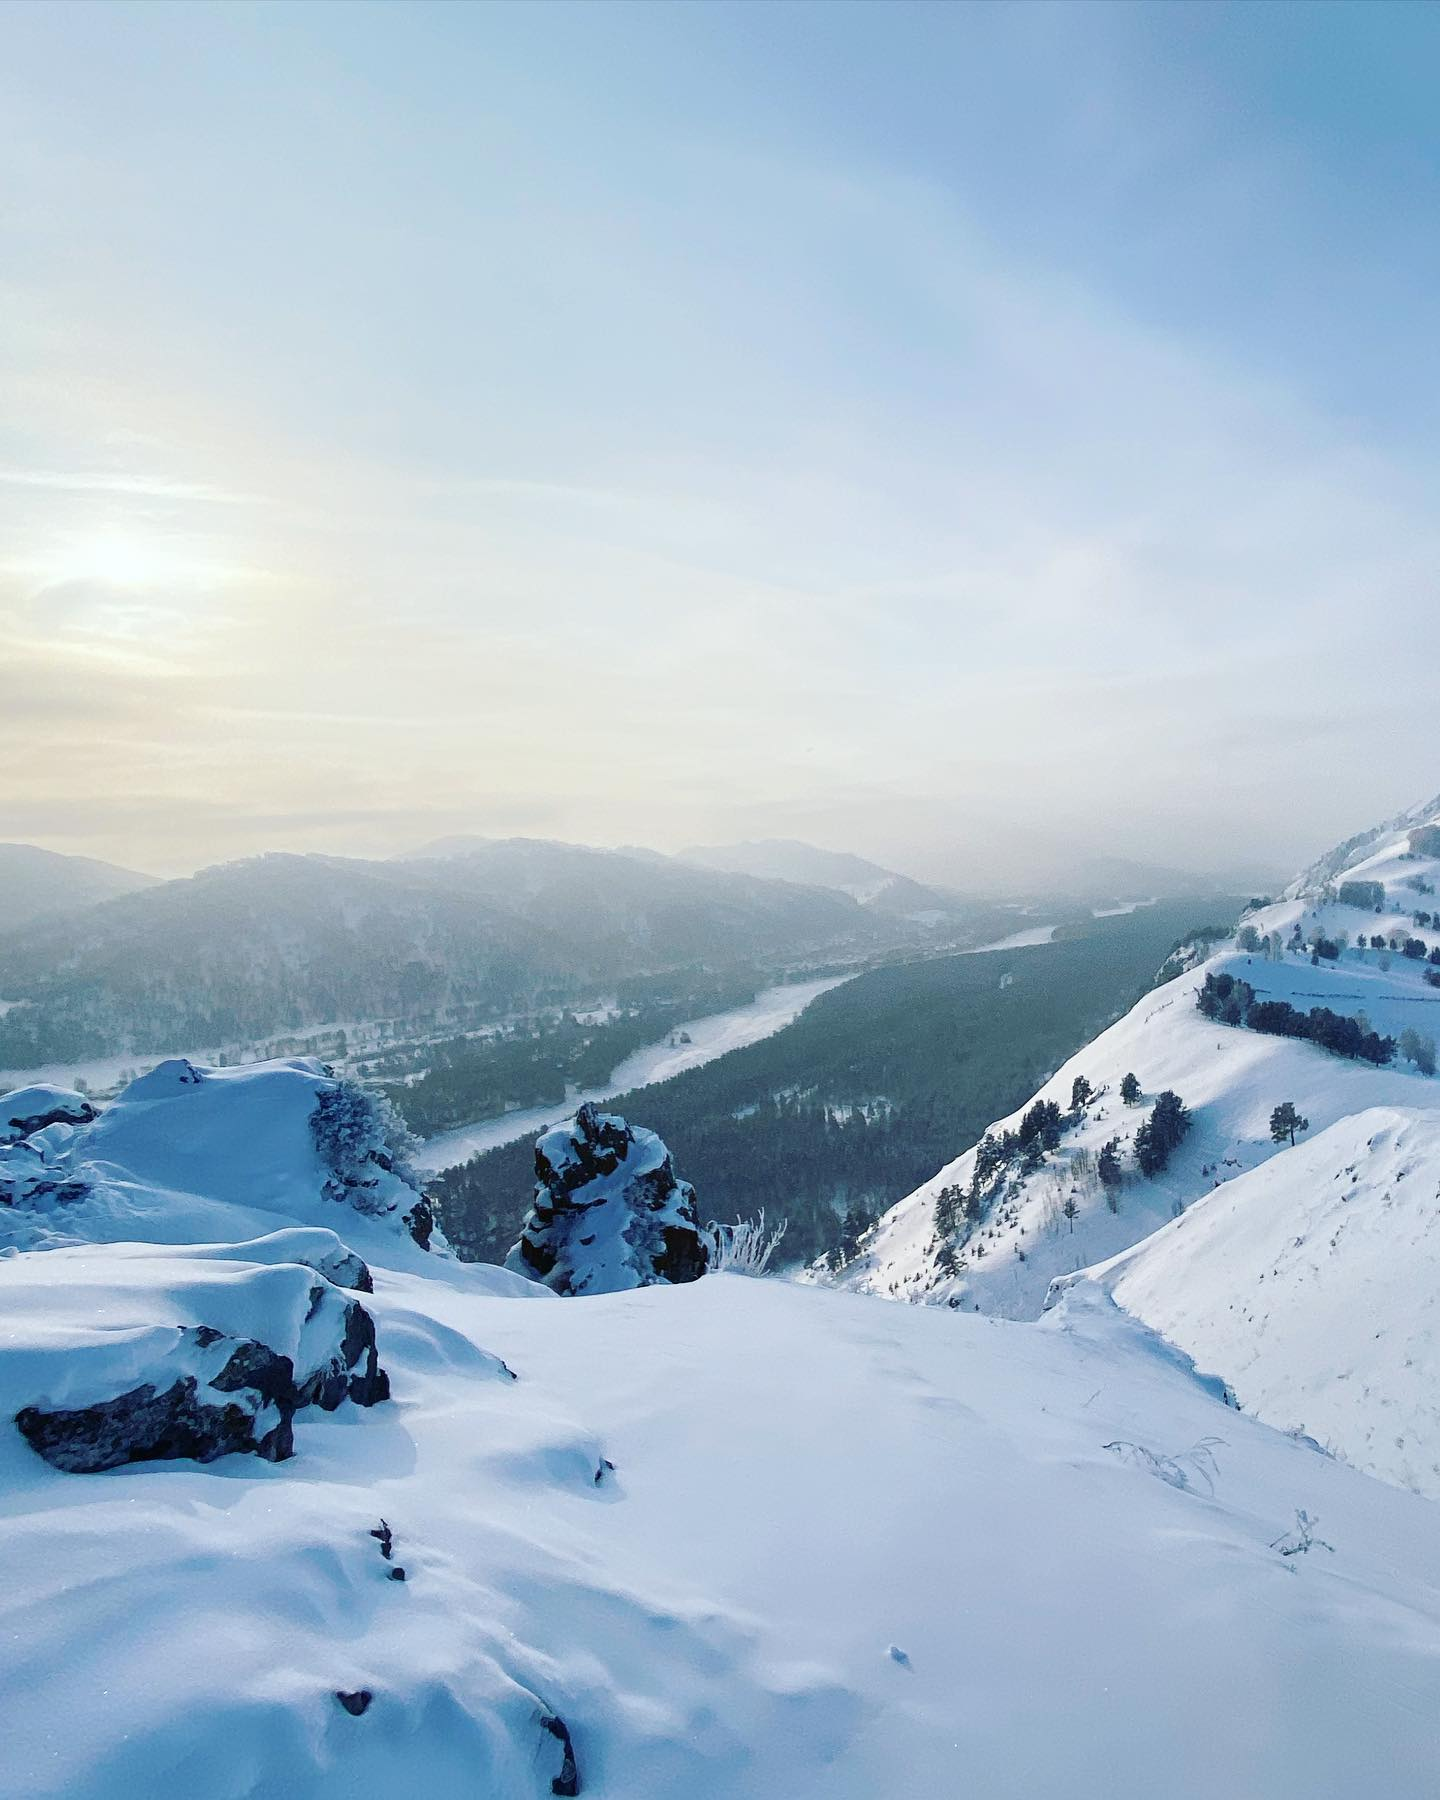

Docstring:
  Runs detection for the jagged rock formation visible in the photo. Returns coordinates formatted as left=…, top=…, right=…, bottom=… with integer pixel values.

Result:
left=506, top=1102, right=708, bottom=1295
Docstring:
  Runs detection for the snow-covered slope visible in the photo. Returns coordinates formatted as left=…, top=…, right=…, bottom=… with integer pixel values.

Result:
left=9, top=1053, right=1440, bottom=1791
left=1066, top=1104, right=1440, bottom=1498
left=845, top=800, right=1440, bottom=1321
left=0, top=1056, right=441, bottom=1262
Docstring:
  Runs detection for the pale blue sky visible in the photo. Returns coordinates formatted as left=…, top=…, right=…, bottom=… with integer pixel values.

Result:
left=2, top=1, right=1437, bottom=881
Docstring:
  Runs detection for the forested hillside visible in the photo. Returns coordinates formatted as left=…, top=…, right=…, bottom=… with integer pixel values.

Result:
left=0, top=842, right=907, bottom=1066
left=435, top=898, right=1244, bottom=1265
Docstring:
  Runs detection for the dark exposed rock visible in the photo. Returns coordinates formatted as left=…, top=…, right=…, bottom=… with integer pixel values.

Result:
left=16, top=1297, right=390, bottom=1474
left=541, top=1712, right=581, bottom=1796
left=17, top=1357, right=295, bottom=1471
left=403, top=1195, right=437, bottom=1251
left=335, top=1689, right=373, bottom=1717
left=295, top=1243, right=373, bottom=1293
left=0, top=1085, right=97, bottom=1143
left=388, top=1566, right=406, bottom=1581
left=370, top=1518, right=395, bottom=1560
left=506, top=1103, right=709, bottom=1297
left=290, top=1297, right=389, bottom=1410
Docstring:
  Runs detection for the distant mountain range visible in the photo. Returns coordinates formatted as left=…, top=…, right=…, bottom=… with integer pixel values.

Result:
left=0, top=829, right=1275, bottom=1070
left=0, top=840, right=909, bottom=1067
left=0, top=844, right=158, bottom=931
left=678, top=838, right=968, bottom=921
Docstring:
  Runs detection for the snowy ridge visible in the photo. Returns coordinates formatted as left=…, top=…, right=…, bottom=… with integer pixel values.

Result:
left=0, top=1056, right=441, bottom=1261
left=843, top=794, right=1440, bottom=1495
left=847, top=797, right=1440, bottom=1320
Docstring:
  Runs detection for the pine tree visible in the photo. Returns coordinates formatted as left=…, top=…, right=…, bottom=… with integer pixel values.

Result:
left=1269, top=1101, right=1308, bottom=1146
left=1070, top=1074, right=1093, bottom=1111
left=1120, top=1072, right=1141, bottom=1105
left=1135, top=1090, right=1191, bottom=1175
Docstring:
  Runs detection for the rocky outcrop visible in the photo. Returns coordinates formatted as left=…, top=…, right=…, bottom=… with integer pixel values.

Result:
left=506, top=1103, right=708, bottom=1297
left=17, top=1292, right=387, bottom=1473
left=5, top=1254, right=390, bottom=1474
left=541, top=1712, right=580, bottom=1796
left=0, top=1085, right=97, bottom=1143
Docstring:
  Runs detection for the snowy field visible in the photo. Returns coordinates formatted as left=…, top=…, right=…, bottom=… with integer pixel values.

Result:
left=6, top=1137, right=1440, bottom=1796
left=415, top=976, right=848, bottom=1171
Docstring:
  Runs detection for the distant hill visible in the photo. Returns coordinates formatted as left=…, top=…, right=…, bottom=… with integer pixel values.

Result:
left=679, top=837, right=972, bottom=922
left=0, top=844, right=158, bottom=931
left=0, top=842, right=891, bottom=1066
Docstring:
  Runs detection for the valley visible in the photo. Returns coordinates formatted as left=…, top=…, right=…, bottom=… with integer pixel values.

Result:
left=433, top=897, right=1243, bottom=1267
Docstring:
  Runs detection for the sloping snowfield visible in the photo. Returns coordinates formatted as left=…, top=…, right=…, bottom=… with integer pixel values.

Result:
left=4, top=1057, right=1440, bottom=1794
left=8, top=1264, right=1440, bottom=1798
left=844, top=799, right=1440, bottom=1510
left=1082, top=1104, right=1440, bottom=1497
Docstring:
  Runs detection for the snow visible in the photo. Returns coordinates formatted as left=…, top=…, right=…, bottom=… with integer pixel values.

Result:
left=0, top=1083, right=94, bottom=1139
left=0, top=1057, right=442, bottom=1266
left=4, top=1021, right=1440, bottom=1789
left=13, top=800, right=1440, bottom=1790
left=6, top=1242, right=1440, bottom=1794
left=844, top=796, right=1440, bottom=1514
left=415, top=976, right=848, bottom=1171
left=961, top=923, right=1056, bottom=952
left=507, top=1104, right=706, bottom=1295
left=847, top=805, right=1440, bottom=1324
left=1072, top=1104, right=1440, bottom=1498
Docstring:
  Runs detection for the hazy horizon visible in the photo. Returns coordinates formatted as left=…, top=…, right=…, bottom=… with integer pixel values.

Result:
left=0, top=817, right=1301, bottom=897
left=4, top=2, right=1438, bottom=883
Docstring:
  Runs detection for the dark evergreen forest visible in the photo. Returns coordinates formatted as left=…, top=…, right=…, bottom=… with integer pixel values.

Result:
left=433, top=898, right=1243, bottom=1267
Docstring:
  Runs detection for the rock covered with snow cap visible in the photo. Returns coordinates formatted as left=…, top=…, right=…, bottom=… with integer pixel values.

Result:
left=1, top=1243, right=389, bottom=1472
left=506, top=1102, right=708, bottom=1295
left=0, top=1056, right=447, bottom=1260
left=0, top=1084, right=96, bottom=1144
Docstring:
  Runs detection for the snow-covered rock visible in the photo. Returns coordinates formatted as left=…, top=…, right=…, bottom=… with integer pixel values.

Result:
left=0, top=1058, right=447, bottom=1261
left=0, top=1082, right=96, bottom=1141
left=505, top=1101, right=708, bottom=1295
left=3, top=1242, right=388, bottom=1471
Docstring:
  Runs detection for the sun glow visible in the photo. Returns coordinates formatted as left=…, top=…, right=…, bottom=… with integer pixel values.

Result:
left=51, top=531, right=181, bottom=589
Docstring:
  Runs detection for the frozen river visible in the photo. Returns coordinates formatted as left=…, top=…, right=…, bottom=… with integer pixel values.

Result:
left=415, top=974, right=850, bottom=1171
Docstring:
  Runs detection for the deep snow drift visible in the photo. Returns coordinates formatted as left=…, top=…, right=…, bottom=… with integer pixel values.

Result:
left=7, top=1055, right=1440, bottom=1793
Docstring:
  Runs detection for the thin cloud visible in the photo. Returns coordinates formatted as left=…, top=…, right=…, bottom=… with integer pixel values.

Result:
left=0, top=468, right=258, bottom=503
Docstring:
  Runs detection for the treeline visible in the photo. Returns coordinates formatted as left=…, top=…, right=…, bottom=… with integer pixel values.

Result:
left=432, top=896, right=1245, bottom=1268
left=1196, top=972, right=1395, bottom=1064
